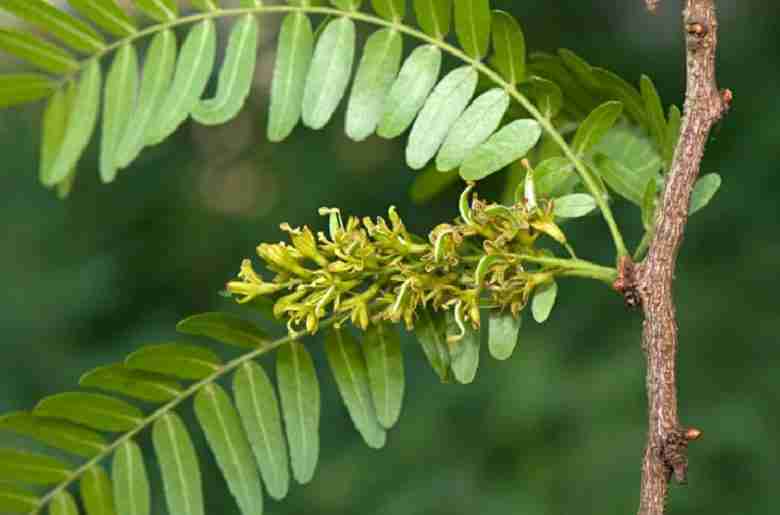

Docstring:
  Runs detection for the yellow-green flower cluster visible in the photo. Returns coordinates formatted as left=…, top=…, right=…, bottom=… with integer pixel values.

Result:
left=227, top=185, right=572, bottom=338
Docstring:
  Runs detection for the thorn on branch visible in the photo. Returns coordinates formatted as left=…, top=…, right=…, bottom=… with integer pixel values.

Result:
left=613, top=256, right=641, bottom=309
left=686, top=21, right=707, bottom=37
left=645, top=0, right=660, bottom=13
left=685, top=427, right=703, bottom=441
left=721, top=88, right=734, bottom=113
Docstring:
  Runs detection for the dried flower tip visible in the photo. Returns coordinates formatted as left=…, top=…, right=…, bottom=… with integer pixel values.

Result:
left=684, top=428, right=703, bottom=441
left=238, top=258, right=262, bottom=284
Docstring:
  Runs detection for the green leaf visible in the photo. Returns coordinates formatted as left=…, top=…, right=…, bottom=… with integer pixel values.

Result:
left=593, top=153, right=643, bottom=205
left=558, top=48, right=599, bottom=92
left=0, top=484, right=38, bottom=514
left=233, top=362, right=290, bottom=501
left=133, top=0, right=178, bottom=22
left=488, top=312, right=521, bottom=361
left=436, top=88, right=509, bottom=172
left=49, top=491, right=78, bottom=515
left=406, top=65, right=478, bottom=170
left=454, top=0, right=491, bottom=59
left=371, top=0, right=406, bottom=21
left=0, top=411, right=107, bottom=458
left=0, top=73, right=55, bottom=108
left=640, top=74, right=667, bottom=151
left=191, top=0, right=220, bottom=11
left=553, top=193, right=597, bottom=218
left=79, top=364, right=183, bottom=403
left=34, top=392, right=143, bottom=432
left=520, top=76, right=563, bottom=119
left=527, top=52, right=596, bottom=117
left=268, top=12, right=314, bottom=142
left=345, top=28, right=403, bottom=141
left=664, top=104, right=681, bottom=169
left=491, top=10, right=525, bottom=84
left=330, top=0, right=363, bottom=10
left=81, top=466, right=116, bottom=515
left=126, top=343, right=222, bottom=380
left=534, top=157, right=577, bottom=198
left=115, top=29, right=177, bottom=169
left=571, top=100, right=623, bottom=156
left=277, top=341, right=320, bottom=484
left=100, top=44, right=138, bottom=183
left=113, top=441, right=150, bottom=515
left=68, top=0, right=137, bottom=38
left=460, top=119, right=542, bottom=181
left=302, top=17, right=356, bottom=129
left=532, top=280, right=558, bottom=323
left=409, top=165, right=459, bottom=204
left=0, top=28, right=78, bottom=74
left=177, top=312, right=271, bottom=349
left=39, top=84, right=74, bottom=186
left=4, top=490, right=38, bottom=515
left=689, top=173, right=721, bottom=215
left=592, top=126, right=662, bottom=202
left=192, top=15, right=258, bottom=126
left=147, top=20, right=217, bottom=145
left=641, top=178, right=658, bottom=231
left=413, top=0, right=452, bottom=40
left=43, top=59, right=101, bottom=186
left=414, top=307, right=451, bottom=382
left=0, top=449, right=70, bottom=484
left=377, top=44, right=441, bottom=139
left=447, top=315, right=480, bottom=385
left=362, top=322, right=404, bottom=429
left=590, top=67, right=646, bottom=125
left=325, top=329, right=386, bottom=448
left=0, top=0, right=104, bottom=53
left=195, top=384, right=264, bottom=515
left=7, top=489, right=38, bottom=515
left=153, top=413, right=204, bottom=515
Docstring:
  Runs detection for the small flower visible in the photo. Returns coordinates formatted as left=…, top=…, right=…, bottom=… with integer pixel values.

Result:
left=280, top=223, right=329, bottom=267
left=226, top=259, right=285, bottom=303
left=257, top=242, right=313, bottom=278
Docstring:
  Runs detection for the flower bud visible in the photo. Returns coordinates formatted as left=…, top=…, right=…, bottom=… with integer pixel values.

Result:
left=257, top=243, right=312, bottom=278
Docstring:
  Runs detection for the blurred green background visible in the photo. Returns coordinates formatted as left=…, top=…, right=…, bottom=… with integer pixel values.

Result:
left=1, top=1, right=777, bottom=514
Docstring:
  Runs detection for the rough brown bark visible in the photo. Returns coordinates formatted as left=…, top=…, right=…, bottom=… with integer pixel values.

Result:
left=630, top=1, right=729, bottom=514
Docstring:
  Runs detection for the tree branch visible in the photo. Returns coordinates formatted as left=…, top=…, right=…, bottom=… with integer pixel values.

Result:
left=631, top=1, right=729, bottom=514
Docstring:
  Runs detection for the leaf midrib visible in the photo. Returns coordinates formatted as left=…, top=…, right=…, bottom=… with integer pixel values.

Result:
left=207, top=386, right=252, bottom=507
left=164, top=415, right=193, bottom=515
left=245, top=364, right=284, bottom=489
left=203, top=16, right=253, bottom=112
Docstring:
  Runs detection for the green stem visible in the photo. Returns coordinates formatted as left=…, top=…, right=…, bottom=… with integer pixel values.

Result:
left=518, top=255, right=617, bottom=284
left=53, top=4, right=628, bottom=260
left=634, top=231, right=653, bottom=261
